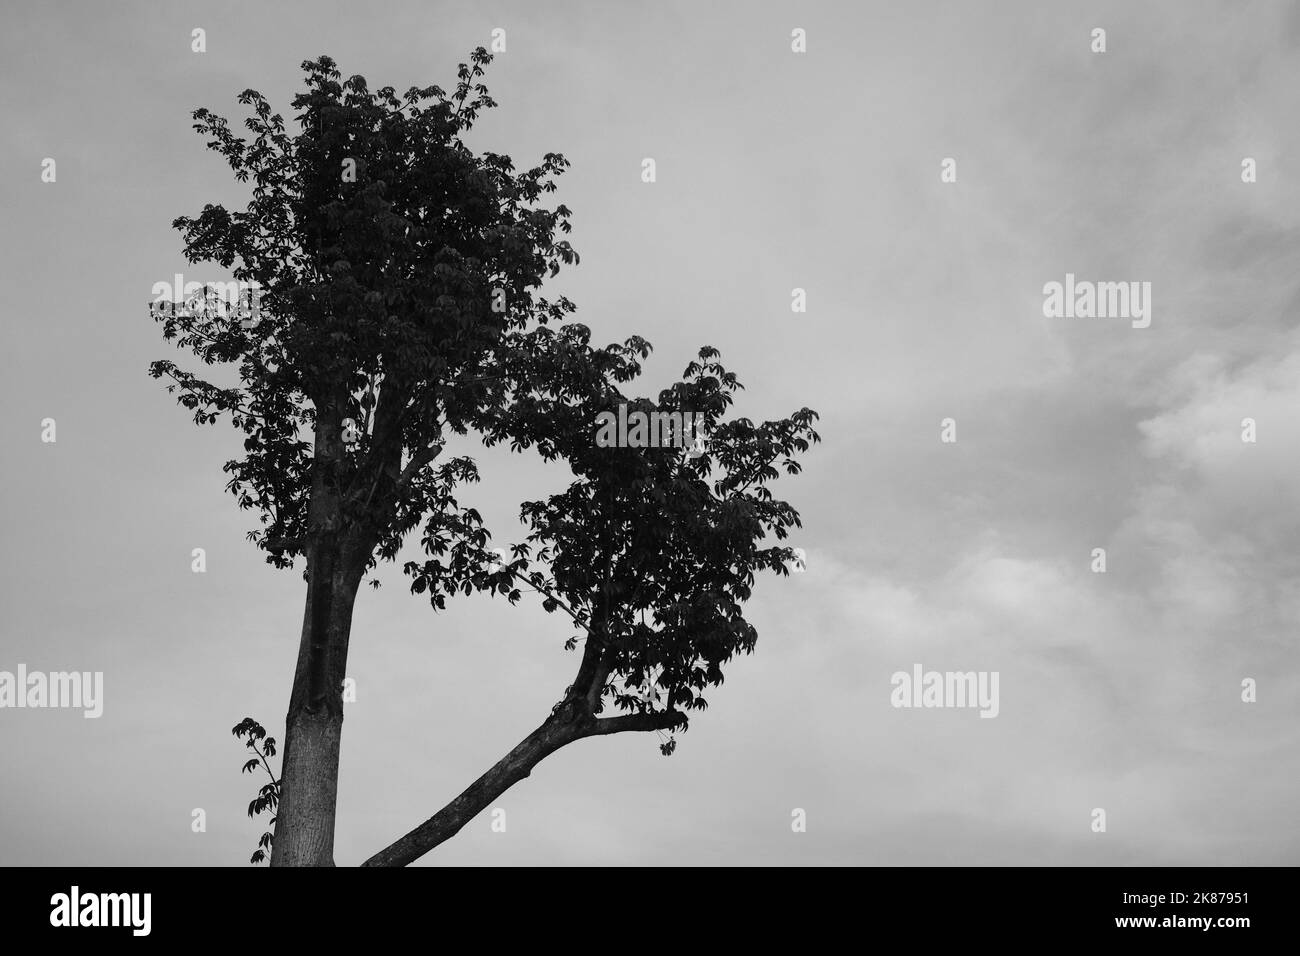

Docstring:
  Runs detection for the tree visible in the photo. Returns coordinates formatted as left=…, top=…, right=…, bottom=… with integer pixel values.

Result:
left=152, top=49, right=819, bottom=867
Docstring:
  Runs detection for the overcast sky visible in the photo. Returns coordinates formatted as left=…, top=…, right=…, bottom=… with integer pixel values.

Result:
left=2, top=0, right=1298, bottom=865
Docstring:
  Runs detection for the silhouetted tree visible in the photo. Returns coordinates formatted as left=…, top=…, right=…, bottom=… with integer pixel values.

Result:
left=152, top=49, right=818, bottom=866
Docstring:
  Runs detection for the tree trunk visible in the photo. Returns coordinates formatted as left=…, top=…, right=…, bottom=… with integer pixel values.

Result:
left=271, top=536, right=363, bottom=866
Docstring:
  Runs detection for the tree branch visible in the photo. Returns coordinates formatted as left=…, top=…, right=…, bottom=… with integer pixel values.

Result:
left=360, top=703, right=683, bottom=867
left=584, top=648, right=613, bottom=713
left=589, top=710, right=686, bottom=736
left=502, top=568, right=595, bottom=639
left=361, top=714, right=580, bottom=867
left=264, top=536, right=304, bottom=552
left=396, top=439, right=444, bottom=488
left=160, top=370, right=270, bottom=425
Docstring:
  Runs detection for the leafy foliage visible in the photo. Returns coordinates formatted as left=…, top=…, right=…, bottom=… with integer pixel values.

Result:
left=150, top=49, right=582, bottom=577
left=232, top=718, right=279, bottom=864
left=405, top=345, right=820, bottom=746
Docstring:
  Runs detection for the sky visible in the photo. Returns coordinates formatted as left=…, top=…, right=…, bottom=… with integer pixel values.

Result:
left=1, top=0, right=1298, bottom=865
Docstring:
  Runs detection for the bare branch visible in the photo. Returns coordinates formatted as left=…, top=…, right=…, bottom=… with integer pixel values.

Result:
left=589, top=710, right=686, bottom=736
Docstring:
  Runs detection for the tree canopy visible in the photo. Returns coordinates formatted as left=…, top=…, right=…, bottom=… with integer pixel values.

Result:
left=153, top=48, right=819, bottom=865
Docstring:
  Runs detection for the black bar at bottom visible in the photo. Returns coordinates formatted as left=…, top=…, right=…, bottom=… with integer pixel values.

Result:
left=3, top=866, right=1282, bottom=943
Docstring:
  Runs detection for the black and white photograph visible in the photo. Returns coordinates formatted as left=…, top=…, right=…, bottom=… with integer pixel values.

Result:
left=0, top=0, right=1291, bottom=939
